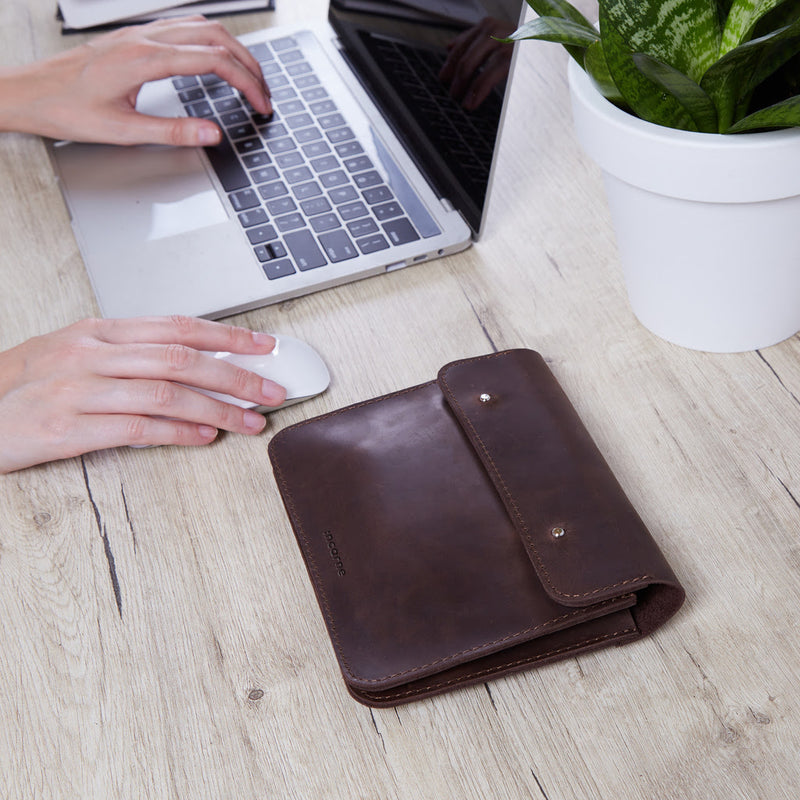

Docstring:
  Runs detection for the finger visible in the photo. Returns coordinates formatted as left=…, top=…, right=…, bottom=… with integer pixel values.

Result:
left=143, top=17, right=266, bottom=88
left=83, top=376, right=269, bottom=434
left=85, top=343, right=285, bottom=407
left=93, top=316, right=276, bottom=354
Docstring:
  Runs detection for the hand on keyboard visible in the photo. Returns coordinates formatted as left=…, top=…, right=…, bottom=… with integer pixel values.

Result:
left=0, top=16, right=272, bottom=146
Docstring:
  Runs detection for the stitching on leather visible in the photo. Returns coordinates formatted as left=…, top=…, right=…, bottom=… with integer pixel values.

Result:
left=357, top=627, right=639, bottom=702
left=439, top=352, right=653, bottom=601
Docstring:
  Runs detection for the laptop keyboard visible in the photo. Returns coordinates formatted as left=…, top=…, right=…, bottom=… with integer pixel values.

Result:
left=171, top=35, right=431, bottom=281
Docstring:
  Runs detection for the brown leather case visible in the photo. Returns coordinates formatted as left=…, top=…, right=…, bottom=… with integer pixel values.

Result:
left=268, top=350, right=685, bottom=707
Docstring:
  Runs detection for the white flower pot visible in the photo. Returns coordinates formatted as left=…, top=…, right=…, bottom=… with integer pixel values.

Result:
left=568, top=58, right=800, bottom=352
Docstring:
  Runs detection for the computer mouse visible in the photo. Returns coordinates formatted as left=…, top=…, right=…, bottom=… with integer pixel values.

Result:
left=193, top=334, right=331, bottom=412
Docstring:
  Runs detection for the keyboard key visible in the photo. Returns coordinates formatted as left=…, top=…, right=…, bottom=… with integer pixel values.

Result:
left=285, top=166, right=313, bottom=184
left=261, top=62, right=284, bottom=77
left=279, top=49, right=304, bottom=64
left=221, top=109, right=248, bottom=125
left=327, top=126, right=355, bottom=143
left=310, top=99, right=337, bottom=115
left=286, top=62, right=313, bottom=77
left=354, top=170, right=382, bottom=189
left=173, top=76, right=199, bottom=90
left=300, top=196, right=332, bottom=216
left=228, top=123, right=256, bottom=140
left=272, top=87, right=298, bottom=102
left=296, top=127, right=323, bottom=144
left=208, top=85, right=234, bottom=100
left=275, top=151, right=305, bottom=169
left=267, top=137, right=297, bottom=154
left=338, top=201, right=368, bottom=221
left=267, top=196, right=297, bottom=215
left=310, top=155, right=339, bottom=173
left=251, top=165, right=279, bottom=183
left=271, top=37, right=298, bottom=50
left=318, top=113, right=345, bottom=129
left=293, top=181, right=323, bottom=200
left=229, top=189, right=260, bottom=211
left=200, top=73, right=224, bottom=87
left=278, top=99, right=306, bottom=115
left=186, top=100, right=214, bottom=117
left=347, top=218, right=379, bottom=237
left=215, top=97, right=243, bottom=113
left=238, top=208, right=269, bottom=228
left=205, top=140, right=250, bottom=191
left=373, top=201, right=403, bottom=220
left=247, top=224, right=278, bottom=244
left=263, top=123, right=288, bottom=140
left=275, top=212, right=306, bottom=232
left=262, top=259, right=296, bottom=280
left=236, top=137, right=264, bottom=154
left=248, top=42, right=272, bottom=60
left=311, top=213, right=341, bottom=233
left=335, top=141, right=364, bottom=157
left=344, top=155, right=373, bottom=173
left=362, top=185, right=393, bottom=204
left=319, top=230, right=358, bottom=262
left=254, top=245, right=272, bottom=262
left=270, top=242, right=288, bottom=259
left=243, top=152, right=272, bottom=170
left=302, top=86, right=328, bottom=101
left=328, top=186, right=359, bottom=204
left=383, top=218, right=420, bottom=245
left=259, top=180, right=288, bottom=199
left=179, top=88, right=204, bottom=103
left=320, top=170, right=348, bottom=188
left=284, top=230, right=327, bottom=270
left=287, top=112, right=314, bottom=130
left=356, top=233, right=390, bottom=254
left=294, top=74, right=320, bottom=89
left=303, top=140, right=331, bottom=157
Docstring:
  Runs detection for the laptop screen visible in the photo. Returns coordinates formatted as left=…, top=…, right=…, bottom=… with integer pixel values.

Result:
left=328, top=0, right=525, bottom=236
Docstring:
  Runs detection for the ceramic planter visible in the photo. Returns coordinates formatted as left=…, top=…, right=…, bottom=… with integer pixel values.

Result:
left=568, top=58, right=800, bottom=352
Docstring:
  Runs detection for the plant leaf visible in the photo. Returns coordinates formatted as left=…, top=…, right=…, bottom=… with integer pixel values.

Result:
left=599, top=4, right=698, bottom=130
left=525, top=0, right=596, bottom=30
left=632, top=53, right=719, bottom=131
left=501, top=17, right=600, bottom=47
left=727, top=93, right=800, bottom=131
left=600, top=0, right=721, bottom=81
left=583, top=40, right=625, bottom=104
left=721, top=0, right=794, bottom=53
left=702, top=19, right=800, bottom=130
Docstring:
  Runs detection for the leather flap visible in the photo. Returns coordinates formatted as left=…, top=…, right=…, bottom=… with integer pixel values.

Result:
left=438, top=350, right=683, bottom=624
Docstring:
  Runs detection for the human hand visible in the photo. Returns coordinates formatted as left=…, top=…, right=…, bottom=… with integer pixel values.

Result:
left=0, top=16, right=271, bottom=146
left=0, top=316, right=288, bottom=473
left=439, top=18, right=514, bottom=110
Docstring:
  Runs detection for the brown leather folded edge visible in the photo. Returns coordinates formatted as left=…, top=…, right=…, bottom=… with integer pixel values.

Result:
left=268, top=349, right=685, bottom=707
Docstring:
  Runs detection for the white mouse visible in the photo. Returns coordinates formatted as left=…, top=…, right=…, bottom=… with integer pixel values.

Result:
left=192, top=334, right=330, bottom=412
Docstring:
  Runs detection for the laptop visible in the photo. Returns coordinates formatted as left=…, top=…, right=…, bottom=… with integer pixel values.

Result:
left=49, top=0, right=526, bottom=319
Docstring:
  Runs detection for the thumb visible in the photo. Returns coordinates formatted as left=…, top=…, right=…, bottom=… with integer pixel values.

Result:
left=114, top=111, right=223, bottom=147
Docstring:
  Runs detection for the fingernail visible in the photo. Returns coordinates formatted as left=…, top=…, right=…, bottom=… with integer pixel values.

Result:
left=244, top=411, right=267, bottom=432
left=252, top=331, right=275, bottom=347
left=198, top=125, right=222, bottom=146
left=262, top=379, right=287, bottom=406
left=198, top=425, right=218, bottom=440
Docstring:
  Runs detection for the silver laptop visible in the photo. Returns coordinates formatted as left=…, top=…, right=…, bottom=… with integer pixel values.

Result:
left=49, top=0, right=525, bottom=319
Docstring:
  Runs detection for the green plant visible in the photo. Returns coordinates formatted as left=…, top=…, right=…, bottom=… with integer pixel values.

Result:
left=503, top=0, right=800, bottom=133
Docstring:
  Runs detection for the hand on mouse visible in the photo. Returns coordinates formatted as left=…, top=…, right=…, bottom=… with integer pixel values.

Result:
left=0, top=315, right=287, bottom=474
left=0, top=16, right=271, bottom=147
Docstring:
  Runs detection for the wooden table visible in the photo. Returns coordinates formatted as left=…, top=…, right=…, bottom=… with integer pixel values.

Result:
left=2, top=2, right=798, bottom=797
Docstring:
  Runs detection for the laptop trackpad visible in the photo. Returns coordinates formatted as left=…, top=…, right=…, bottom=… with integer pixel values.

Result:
left=52, top=142, right=228, bottom=239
